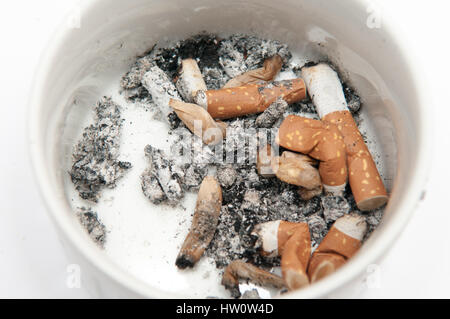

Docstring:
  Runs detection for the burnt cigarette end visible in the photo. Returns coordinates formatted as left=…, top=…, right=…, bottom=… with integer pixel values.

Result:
left=176, top=176, right=222, bottom=269
left=255, top=97, right=289, bottom=128
left=175, top=254, right=196, bottom=269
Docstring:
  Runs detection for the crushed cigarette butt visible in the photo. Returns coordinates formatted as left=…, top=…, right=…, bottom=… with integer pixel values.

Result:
left=176, top=176, right=222, bottom=269
left=271, top=151, right=321, bottom=190
left=141, top=145, right=184, bottom=205
left=281, top=225, right=311, bottom=290
left=278, top=115, right=348, bottom=194
left=169, top=99, right=226, bottom=145
left=142, top=64, right=181, bottom=125
left=302, top=63, right=388, bottom=211
left=176, top=58, right=208, bottom=102
left=224, top=55, right=283, bottom=88
left=196, top=78, right=306, bottom=119
left=308, top=213, right=367, bottom=282
left=221, top=260, right=285, bottom=298
left=252, top=221, right=311, bottom=291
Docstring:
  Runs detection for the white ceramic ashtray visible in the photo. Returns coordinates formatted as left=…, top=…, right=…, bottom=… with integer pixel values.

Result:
left=29, top=0, right=431, bottom=298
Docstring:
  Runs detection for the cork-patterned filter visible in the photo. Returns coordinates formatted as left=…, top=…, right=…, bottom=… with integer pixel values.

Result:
left=277, top=222, right=309, bottom=256
left=278, top=115, right=348, bottom=188
left=307, top=253, right=346, bottom=282
left=323, top=111, right=388, bottom=211
left=203, top=78, right=306, bottom=119
left=302, top=63, right=388, bottom=211
left=281, top=224, right=311, bottom=290
left=307, top=214, right=367, bottom=282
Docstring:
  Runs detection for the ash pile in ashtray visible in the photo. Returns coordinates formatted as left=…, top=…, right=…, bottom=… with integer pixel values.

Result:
left=70, top=33, right=385, bottom=297
left=120, top=33, right=382, bottom=263
left=70, top=97, right=132, bottom=203
left=77, top=207, right=107, bottom=247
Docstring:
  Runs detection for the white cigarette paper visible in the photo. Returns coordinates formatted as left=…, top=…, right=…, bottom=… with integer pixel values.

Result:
left=142, top=65, right=181, bottom=120
left=301, top=64, right=348, bottom=118
left=176, top=59, right=208, bottom=102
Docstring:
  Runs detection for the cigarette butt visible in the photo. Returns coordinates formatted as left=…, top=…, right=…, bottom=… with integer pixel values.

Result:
left=223, top=55, right=283, bottom=88
left=252, top=221, right=311, bottom=291
left=324, top=110, right=388, bottom=210
left=257, top=144, right=276, bottom=177
left=196, top=78, right=306, bottom=120
left=307, top=214, right=367, bottom=282
left=271, top=150, right=322, bottom=190
left=176, top=176, right=222, bottom=269
left=298, top=184, right=323, bottom=201
left=176, top=58, right=208, bottom=102
left=278, top=115, right=348, bottom=194
left=142, top=65, right=181, bottom=121
left=222, top=260, right=286, bottom=298
left=252, top=221, right=308, bottom=257
left=302, top=63, right=388, bottom=211
left=169, top=99, right=226, bottom=145
left=281, top=225, right=311, bottom=290
left=307, top=253, right=346, bottom=283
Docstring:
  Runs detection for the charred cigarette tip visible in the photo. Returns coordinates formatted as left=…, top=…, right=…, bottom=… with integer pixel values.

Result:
left=176, top=175, right=222, bottom=269
left=175, top=255, right=196, bottom=269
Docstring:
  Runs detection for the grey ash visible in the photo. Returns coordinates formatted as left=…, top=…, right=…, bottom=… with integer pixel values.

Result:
left=77, top=207, right=107, bottom=247
left=70, top=97, right=132, bottom=202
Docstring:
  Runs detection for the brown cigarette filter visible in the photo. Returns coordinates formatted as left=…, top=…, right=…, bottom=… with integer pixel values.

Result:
left=302, top=63, right=388, bottom=211
left=176, top=176, right=222, bottom=269
left=252, top=221, right=311, bottom=290
left=277, top=115, right=348, bottom=191
left=223, top=55, right=283, bottom=88
left=307, top=214, right=367, bottom=282
left=307, top=253, right=346, bottom=283
left=281, top=225, right=311, bottom=290
left=323, top=111, right=388, bottom=211
left=196, top=78, right=306, bottom=120
left=169, top=99, right=226, bottom=145
left=271, top=151, right=321, bottom=190
left=222, top=260, right=286, bottom=298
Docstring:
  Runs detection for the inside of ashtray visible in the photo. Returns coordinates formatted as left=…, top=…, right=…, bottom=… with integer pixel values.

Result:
left=61, top=33, right=390, bottom=299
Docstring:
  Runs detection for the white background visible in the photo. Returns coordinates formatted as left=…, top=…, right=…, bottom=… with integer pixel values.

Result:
left=0, top=0, right=448, bottom=298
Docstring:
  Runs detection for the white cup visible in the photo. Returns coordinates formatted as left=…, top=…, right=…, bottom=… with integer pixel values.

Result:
left=28, top=0, right=432, bottom=298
